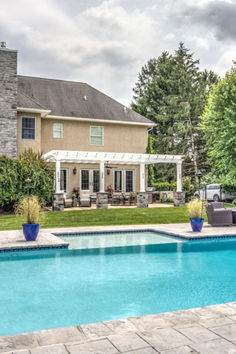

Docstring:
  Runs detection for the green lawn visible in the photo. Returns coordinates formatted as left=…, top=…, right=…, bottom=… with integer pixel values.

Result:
left=0, top=203, right=233, bottom=232
left=0, top=206, right=191, bottom=231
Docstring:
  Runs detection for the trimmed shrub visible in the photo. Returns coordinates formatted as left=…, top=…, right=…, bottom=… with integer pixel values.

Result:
left=153, top=181, right=176, bottom=191
left=182, top=176, right=196, bottom=201
left=152, top=177, right=195, bottom=200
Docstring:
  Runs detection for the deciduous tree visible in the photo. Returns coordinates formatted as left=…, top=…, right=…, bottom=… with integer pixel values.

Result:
left=200, top=65, right=236, bottom=190
left=131, top=43, right=218, bottom=182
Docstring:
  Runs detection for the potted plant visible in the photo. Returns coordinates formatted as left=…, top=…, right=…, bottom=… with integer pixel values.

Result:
left=105, top=185, right=114, bottom=203
left=72, top=187, right=80, bottom=198
left=72, top=187, right=79, bottom=206
left=15, top=195, right=42, bottom=241
left=187, top=198, right=205, bottom=232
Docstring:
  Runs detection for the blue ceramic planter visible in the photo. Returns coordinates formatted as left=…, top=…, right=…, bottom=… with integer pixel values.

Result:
left=190, top=218, right=204, bottom=232
left=22, top=224, right=40, bottom=241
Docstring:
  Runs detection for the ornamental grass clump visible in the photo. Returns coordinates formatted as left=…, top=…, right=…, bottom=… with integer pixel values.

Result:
left=15, top=196, right=42, bottom=224
left=187, top=198, right=204, bottom=219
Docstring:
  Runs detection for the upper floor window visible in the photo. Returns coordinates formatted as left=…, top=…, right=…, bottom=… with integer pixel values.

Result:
left=90, top=126, right=103, bottom=146
left=21, top=117, right=35, bottom=140
left=53, top=123, right=63, bottom=138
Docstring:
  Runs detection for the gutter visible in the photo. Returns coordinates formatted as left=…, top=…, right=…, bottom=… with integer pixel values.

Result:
left=44, top=115, right=156, bottom=127
left=17, top=107, right=51, bottom=118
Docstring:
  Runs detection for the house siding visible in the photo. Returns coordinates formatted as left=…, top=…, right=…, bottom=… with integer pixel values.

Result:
left=41, top=118, right=148, bottom=154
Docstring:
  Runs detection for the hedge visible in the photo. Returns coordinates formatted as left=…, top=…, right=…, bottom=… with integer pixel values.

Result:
left=0, top=150, right=54, bottom=211
left=153, top=177, right=196, bottom=201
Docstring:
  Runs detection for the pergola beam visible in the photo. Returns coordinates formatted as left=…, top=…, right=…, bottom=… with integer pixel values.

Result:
left=43, top=150, right=184, bottom=194
left=43, top=150, right=183, bottom=165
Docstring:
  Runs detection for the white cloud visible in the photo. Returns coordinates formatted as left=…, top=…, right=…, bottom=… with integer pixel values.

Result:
left=0, top=0, right=235, bottom=105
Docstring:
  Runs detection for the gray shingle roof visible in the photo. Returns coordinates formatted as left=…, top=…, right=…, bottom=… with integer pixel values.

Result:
left=17, top=76, right=153, bottom=125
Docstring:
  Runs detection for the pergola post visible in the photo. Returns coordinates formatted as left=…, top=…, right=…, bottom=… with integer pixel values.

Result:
left=176, top=162, right=182, bottom=192
left=99, top=161, right=105, bottom=192
left=140, top=163, right=145, bottom=192
left=55, top=158, right=61, bottom=193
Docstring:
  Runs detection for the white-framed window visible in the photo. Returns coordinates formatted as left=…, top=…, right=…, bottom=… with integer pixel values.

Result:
left=90, top=126, right=104, bottom=146
left=125, top=170, right=134, bottom=192
left=113, top=169, right=135, bottom=192
left=114, top=170, right=123, bottom=192
left=21, top=117, right=35, bottom=140
left=60, top=169, right=69, bottom=194
left=53, top=123, right=63, bottom=138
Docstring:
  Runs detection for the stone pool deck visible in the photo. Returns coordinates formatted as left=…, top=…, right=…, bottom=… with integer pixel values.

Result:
left=0, top=230, right=68, bottom=251
left=0, top=222, right=236, bottom=252
left=1, top=302, right=236, bottom=353
left=48, top=223, right=236, bottom=240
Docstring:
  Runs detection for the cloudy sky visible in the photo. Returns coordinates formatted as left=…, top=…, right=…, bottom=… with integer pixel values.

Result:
left=1, top=0, right=235, bottom=105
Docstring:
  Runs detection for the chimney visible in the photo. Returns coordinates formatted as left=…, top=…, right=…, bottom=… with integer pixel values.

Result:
left=0, top=42, right=18, bottom=158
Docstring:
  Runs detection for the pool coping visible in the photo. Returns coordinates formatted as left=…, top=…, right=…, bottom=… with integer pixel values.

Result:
left=1, top=302, right=236, bottom=353
left=0, top=230, right=69, bottom=253
left=51, top=223, right=236, bottom=240
left=55, top=227, right=236, bottom=242
left=0, top=223, right=236, bottom=252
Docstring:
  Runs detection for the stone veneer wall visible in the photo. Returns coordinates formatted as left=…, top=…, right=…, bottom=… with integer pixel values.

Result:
left=0, top=48, right=17, bottom=158
left=137, top=192, right=149, bottom=208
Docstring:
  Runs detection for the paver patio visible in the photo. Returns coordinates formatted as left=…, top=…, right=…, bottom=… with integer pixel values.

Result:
left=1, top=303, right=236, bottom=353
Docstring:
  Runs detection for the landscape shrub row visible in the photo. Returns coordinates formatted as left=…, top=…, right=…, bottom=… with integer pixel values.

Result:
left=153, top=176, right=196, bottom=202
left=0, top=151, right=54, bottom=211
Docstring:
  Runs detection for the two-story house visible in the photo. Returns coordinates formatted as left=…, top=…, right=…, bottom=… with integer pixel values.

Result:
left=0, top=43, right=183, bottom=204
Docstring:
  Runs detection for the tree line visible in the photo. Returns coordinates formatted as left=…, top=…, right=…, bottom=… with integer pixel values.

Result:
left=131, top=43, right=235, bottom=190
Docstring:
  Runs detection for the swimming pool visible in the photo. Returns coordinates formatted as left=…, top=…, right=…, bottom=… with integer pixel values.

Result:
left=0, top=236, right=236, bottom=336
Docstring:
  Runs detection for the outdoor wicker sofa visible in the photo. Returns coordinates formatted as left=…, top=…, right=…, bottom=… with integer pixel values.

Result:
left=207, top=202, right=233, bottom=226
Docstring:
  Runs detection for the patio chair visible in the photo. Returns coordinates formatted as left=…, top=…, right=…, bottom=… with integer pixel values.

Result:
left=79, top=190, right=91, bottom=207
left=63, top=193, right=73, bottom=208
left=123, top=193, right=130, bottom=206
left=111, top=192, right=123, bottom=205
left=207, top=202, right=233, bottom=226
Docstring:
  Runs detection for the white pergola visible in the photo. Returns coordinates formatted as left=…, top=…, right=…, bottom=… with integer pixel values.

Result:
left=43, top=150, right=184, bottom=194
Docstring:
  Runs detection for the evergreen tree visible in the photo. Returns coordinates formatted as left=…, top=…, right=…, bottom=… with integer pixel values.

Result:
left=131, top=43, right=218, bottom=182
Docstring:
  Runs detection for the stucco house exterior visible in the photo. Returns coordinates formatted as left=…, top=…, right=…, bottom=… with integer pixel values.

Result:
left=0, top=43, right=184, bottom=206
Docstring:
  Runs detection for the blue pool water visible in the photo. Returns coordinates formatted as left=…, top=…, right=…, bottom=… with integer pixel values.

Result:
left=58, top=230, right=185, bottom=249
left=0, top=237, right=236, bottom=336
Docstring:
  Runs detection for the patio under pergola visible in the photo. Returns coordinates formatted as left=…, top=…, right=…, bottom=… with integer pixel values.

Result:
left=44, top=150, right=184, bottom=200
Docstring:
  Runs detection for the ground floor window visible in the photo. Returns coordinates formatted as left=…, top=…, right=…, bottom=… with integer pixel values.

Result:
left=114, top=170, right=122, bottom=191
left=93, top=170, right=100, bottom=193
left=125, top=170, right=134, bottom=192
left=81, top=169, right=100, bottom=192
left=114, top=170, right=135, bottom=192
left=60, top=169, right=68, bottom=194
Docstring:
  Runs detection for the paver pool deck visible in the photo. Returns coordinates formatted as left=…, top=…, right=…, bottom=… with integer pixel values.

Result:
left=0, top=222, right=236, bottom=252
left=0, top=223, right=236, bottom=353
left=1, top=302, right=236, bottom=353
left=50, top=223, right=236, bottom=239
